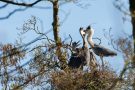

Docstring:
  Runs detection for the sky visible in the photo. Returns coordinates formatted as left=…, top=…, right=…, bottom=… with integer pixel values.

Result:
left=0, top=0, right=132, bottom=78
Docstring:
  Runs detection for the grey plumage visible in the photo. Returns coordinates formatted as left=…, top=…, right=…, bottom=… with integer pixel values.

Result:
left=85, top=26, right=117, bottom=57
left=84, top=25, right=117, bottom=68
left=68, top=50, right=86, bottom=68
left=68, top=27, right=93, bottom=69
left=92, top=44, right=117, bottom=57
left=68, top=27, right=88, bottom=68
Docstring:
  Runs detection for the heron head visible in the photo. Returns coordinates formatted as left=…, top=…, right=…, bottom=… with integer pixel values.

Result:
left=79, top=27, right=86, bottom=37
left=84, top=25, right=94, bottom=35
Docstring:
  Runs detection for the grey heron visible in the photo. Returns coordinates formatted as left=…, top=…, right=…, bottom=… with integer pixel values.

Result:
left=68, top=27, right=97, bottom=69
left=68, top=27, right=90, bottom=68
left=80, top=27, right=91, bottom=67
left=84, top=26, right=117, bottom=68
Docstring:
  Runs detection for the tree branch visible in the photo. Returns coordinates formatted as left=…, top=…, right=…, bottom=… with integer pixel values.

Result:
left=0, top=0, right=42, bottom=7
left=52, top=0, right=67, bottom=69
left=0, top=3, right=8, bottom=9
left=0, top=8, right=27, bottom=20
left=107, top=62, right=131, bottom=90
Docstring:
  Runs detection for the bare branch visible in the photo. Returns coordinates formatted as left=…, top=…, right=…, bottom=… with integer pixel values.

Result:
left=103, top=28, right=121, bottom=52
left=0, top=3, right=8, bottom=9
left=113, top=0, right=135, bottom=20
left=0, top=9, right=69, bottom=60
left=0, top=35, right=69, bottom=77
left=69, top=34, right=73, bottom=46
left=0, top=28, right=52, bottom=59
left=0, top=0, right=42, bottom=7
left=107, top=62, right=132, bottom=90
left=13, top=65, right=49, bottom=89
left=0, top=8, right=27, bottom=20
left=92, top=37, right=101, bottom=45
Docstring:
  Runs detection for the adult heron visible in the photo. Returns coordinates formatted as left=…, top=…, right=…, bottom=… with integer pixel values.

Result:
left=84, top=26, right=117, bottom=68
left=68, top=27, right=97, bottom=69
left=68, top=27, right=90, bottom=68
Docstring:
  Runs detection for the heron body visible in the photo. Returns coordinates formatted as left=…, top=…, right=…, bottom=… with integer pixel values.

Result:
left=68, top=53, right=85, bottom=68
left=80, top=28, right=90, bottom=67
left=68, top=27, right=97, bottom=69
left=92, top=44, right=117, bottom=57
left=85, top=26, right=117, bottom=68
left=68, top=28, right=90, bottom=69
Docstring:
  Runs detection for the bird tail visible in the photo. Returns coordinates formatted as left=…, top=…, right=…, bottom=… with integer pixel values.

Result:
left=110, top=52, right=117, bottom=56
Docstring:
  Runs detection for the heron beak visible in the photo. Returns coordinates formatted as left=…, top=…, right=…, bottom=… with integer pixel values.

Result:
left=84, top=29, right=88, bottom=33
left=87, top=25, right=91, bottom=29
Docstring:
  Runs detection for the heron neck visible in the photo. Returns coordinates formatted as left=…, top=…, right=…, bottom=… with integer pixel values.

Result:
left=84, top=36, right=89, bottom=48
left=87, top=33, right=94, bottom=48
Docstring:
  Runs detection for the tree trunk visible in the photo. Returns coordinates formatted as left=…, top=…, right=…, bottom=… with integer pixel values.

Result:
left=129, top=0, right=135, bottom=53
left=52, top=0, right=67, bottom=69
left=133, top=78, right=135, bottom=90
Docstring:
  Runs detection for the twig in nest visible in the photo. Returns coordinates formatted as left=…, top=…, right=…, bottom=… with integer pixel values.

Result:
left=69, top=34, right=73, bottom=46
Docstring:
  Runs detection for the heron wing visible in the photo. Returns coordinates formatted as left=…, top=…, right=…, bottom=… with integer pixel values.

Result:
left=93, top=44, right=117, bottom=56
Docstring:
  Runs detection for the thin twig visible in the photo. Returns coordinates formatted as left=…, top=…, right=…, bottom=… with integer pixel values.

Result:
left=69, top=34, right=73, bottom=46
left=0, top=8, right=27, bottom=20
left=0, top=3, right=8, bottom=9
left=92, top=37, right=101, bottom=45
